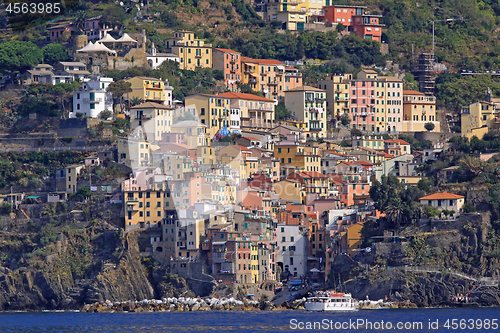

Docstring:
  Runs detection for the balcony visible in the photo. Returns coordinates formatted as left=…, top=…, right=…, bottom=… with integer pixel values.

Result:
left=310, top=127, right=322, bottom=131
left=277, top=70, right=284, bottom=75
left=126, top=198, right=139, bottom=203
left=268, top=81, right=278, bottom=86
left=261, top=71, right=268, bottom=76
left=249, top=78, right=257, bottom=84
left=135, top=115, right=152, bottom=119
left=83, top=98, right=102, bottom=103
left=244, top=68, right=254, bottom=74
left=230, top=58, right=237, bottom=64
left=286, top=72, right=302, bottom=77
left=145, top=96, right=165, bottom=101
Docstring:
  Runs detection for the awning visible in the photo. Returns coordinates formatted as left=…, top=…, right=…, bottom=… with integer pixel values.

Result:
left=26, top=196, right=40, bottom=199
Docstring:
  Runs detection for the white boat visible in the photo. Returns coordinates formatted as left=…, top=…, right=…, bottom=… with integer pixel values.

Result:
left=305, top=292, right=358, bottom=312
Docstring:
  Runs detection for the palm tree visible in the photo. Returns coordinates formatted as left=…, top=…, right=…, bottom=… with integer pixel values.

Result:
left=130, top=97, right=144, bottom=107
left=385, top=198, right=405, bottom=230
left=74, top=11, right=89, bottom=34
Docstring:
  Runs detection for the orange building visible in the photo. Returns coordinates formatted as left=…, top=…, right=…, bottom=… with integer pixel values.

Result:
left=351, top=14, right=383, bottom=42
left=322, top=5, right=365, bottom=27
left=213, top=48, right=242, bottom=92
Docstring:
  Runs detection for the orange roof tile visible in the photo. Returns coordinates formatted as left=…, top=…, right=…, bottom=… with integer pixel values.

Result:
left=383, top=152, right=395, bottom=158
left=244, top=136, right=259, bottom=141
left=419, top=192, right=465, bottom=200
left=403, top=90, right=425, bottom=96
left=234, top=145, right=251, bottom=151
left=214, top=48, right=241, bottom=54
left=385, top=139, right=410, bottom=145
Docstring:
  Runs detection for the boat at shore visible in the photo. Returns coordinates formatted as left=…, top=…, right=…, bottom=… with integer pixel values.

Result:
left=305, top=292, right=358, bottom=312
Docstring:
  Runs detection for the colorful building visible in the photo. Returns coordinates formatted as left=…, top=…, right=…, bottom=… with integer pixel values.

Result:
left=284, top=86, right=328, bottom=138
left=165, top=31, right=212, bottom=70
left=318, top=74, right=352, bottom=118
left=184, top=94, right=231, bottom=139
left=402, top=90, right=440, bottom=132
left=125, top=77, right=174, bottom=106
left=213, top=48, right=242, bottom=92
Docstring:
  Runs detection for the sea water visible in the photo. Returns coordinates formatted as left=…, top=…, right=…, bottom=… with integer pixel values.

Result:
left=0, top=308, right=499, bottom=332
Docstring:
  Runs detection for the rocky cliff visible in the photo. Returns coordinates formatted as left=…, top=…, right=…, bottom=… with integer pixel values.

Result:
left=334, top=213, right=500, bottom=307
left=0, top=223, right=194, bottom=310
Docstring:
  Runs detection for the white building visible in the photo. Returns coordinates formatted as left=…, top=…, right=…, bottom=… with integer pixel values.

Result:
left=230, top=106, right=241, bottom=133
left=71, top=76, right=113, bottom=118
left=276, top=224, right=308, bottom=278
left=147, top=43, right=180, bottom=69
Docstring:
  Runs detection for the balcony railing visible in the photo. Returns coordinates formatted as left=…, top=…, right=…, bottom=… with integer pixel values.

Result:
left=83, top=98, right=102, bottom=103
left=135, top=115, right=152, bottom=119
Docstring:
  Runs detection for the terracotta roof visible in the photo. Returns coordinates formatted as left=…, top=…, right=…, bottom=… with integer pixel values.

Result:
left=384, top=139, right=410, bottom=145
left=244, top=136, right=259, bottom=141
left=383, top=152, right=395, bottom=158
left=286, top=85, right=326, bottom=92
left=419, top=192, right=465, bottom=200
left=285, top=66, right=297, bottom=70
left=233, top=145, right=251, bottom=151
left=355, top=161, right=373, bottom=166
left=214, top=48, right=240, bottom=54
left=403, top=90, right=425, bottom=95
left=253, top=59, right=284, bottom=65
left=218, top=92, right=274, bottom=102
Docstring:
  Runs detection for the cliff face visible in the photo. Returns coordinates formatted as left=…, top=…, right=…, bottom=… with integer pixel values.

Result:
left=336, top=213, right=500, bottom=307
left=0, top=226, right=190, bottom=310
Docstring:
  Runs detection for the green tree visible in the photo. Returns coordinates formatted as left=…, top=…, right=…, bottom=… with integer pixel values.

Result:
left=424, top=122, right=435, bottom=131
left=275, top=102, right=291, bottom=120
left=340, top=113, right=351, bottom=126
left=107, top=81, right=132, bottom=113
left=385, top=198, right=405, bottom=229
left=42, top=44, right=69, bottom=65
left=100, top=5, right=129, bottom=29
left=73, top=10, right=89, bottom=33
left=99, top=110, right=113, bottom=119
left=0, top=41, right=43, bottom=77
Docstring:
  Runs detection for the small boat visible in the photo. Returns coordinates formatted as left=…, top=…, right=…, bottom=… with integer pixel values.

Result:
left=305, top=292, right=358, bottom=312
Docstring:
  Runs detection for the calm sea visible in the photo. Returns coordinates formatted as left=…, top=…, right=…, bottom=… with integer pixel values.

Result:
left=0, top=308, right=499, bottom=332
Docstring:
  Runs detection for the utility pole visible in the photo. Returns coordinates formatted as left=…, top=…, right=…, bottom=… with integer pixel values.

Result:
left=428, top=7, right=464, bottom=59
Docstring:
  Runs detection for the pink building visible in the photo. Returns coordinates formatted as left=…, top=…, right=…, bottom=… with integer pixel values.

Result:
left=47, top=24, right=76, bottom=42
left=350, top=78, right=377, bottom=132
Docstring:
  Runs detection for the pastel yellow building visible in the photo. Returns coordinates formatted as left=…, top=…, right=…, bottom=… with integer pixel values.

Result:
left=273, top=144, right=321, bottom=176
left=165, top=31, right=212, bottom=70
left=197, top=146, right=215, bottom=165
left=267, top=11, right=308, bottom=30
left=251, top=243, right=259, bottom=284
left=130, top=102, right=173, bottom=143
left=117, top=137, right=152, bottom=168
left=219, top=92, right=276, bottom=130
left=274, top=179, right=306, bottom=203
left=124, top=189, right=174, bottom=231
left=170, top=120, right=210, bottom=147
left=185, top=94, right=231, bottom=139
left=318, top=74, right=351, bottom=118
left=402, top=90, right=440, bottom=132
left=125, top=77, right=173, bottom=105
left=461, top=101, right=496, bottom=139
left=266, top=0, right=325, bottom=26
left=284, top=86, right=328, bottom=138
left=241, top=58, right=259, bottom=90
